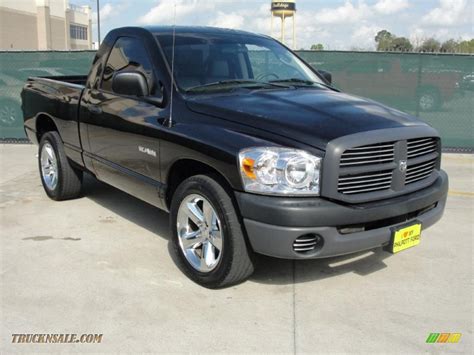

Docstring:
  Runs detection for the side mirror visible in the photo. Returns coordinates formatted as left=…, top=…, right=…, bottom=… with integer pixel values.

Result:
left=317, top=70, right=332, bottom=85
left=112, top=71, right=149, bottom=97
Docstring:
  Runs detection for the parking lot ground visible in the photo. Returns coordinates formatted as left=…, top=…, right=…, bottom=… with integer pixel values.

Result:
left=0, top=144, right=472, bottom=354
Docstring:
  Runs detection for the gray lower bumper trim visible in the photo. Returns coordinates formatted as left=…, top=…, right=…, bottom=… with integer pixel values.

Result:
left=244, top=193, right=447, bottom=259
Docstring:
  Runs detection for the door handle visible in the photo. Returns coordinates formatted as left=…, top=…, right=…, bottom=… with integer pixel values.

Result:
left=88, top=105, right=102, bottom=114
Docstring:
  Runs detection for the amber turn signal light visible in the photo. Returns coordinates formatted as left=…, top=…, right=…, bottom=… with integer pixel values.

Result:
left=241, top=157, right=256, bottom=179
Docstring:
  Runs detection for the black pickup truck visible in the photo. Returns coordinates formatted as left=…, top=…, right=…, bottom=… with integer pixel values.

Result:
left=22, top=26, right=448, bottom=288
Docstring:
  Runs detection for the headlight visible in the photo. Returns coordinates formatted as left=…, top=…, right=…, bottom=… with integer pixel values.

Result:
left=238, top=147, right=321, bottom=196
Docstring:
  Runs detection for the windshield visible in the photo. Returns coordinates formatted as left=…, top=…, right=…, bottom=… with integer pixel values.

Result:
left=155, top=32, right=324, bottom=92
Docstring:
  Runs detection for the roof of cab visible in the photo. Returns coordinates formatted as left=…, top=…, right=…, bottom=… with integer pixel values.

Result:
left=144, top=25, right=268, bottom=38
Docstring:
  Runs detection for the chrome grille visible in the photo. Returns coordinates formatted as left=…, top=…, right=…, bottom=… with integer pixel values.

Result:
left=407, top=137, right=438, bottom=158
left=338, top=170, right=393, bottom=194
left=406, top=158, right=437, bottom=185
left=340, top=142, right=395, bottom=167
left=334, top=136, right=439, bottom=200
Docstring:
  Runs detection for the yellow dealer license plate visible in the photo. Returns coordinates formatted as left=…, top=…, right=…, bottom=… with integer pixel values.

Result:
left=389, top=223, right=422, bottom=253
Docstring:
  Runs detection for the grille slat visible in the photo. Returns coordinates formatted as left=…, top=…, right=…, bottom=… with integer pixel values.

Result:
left=407, top=140, right=437, bottom=149
left=407, top=144, right=437, bottom=154
left=340, top=142, right=395, bottom=168
left=349, top=144, right=395, bottom=150
left=340, top=158, right=394, bottom=166
left=406, top=164, right=435, bottom=176
left=406, top=173, right=433, bottom=184
left=405, top=156, right=437, bottom=185
left=407, top=147, right=437, bottom=158
left=405, top=137, right=437, bottom=185
left=339, top=176, right=392, bottom=186
left=408, top=160, right=436, bottom=170
left=407, top=137, right=438, bottom=154
left=339, top=171, right=392, bottom=181
left=339, top=184, right=392, bottom=194
left=338, top=168, right=393, bottom=194
left=407, top=137, right=433, bottom=145
left=341, top=153, right=395, bottom=161
left=406, top=171, right=433, bottom=182
left=342, top=148, right=395, bottom=156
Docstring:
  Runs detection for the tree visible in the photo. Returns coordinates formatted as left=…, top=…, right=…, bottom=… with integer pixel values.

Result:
left=391, top=37, right=413, bottom=52
left=440, top=39, right=458, bottom=53
left=375, top=30, right=393, bottom=43
left=310, top=43, right=324, bottom=51
left=457, top=39, right=474, bottom=53
left=374, top=30, right=413, bottom=52
left=418, top=38, right=441, bottom=52
left=375, top=30, right=394, bottom=51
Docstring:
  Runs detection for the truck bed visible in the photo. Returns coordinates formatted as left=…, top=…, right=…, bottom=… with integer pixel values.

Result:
left=30, top=75, right=88, bottom=87
left=22, top=75, right=87, bottom=154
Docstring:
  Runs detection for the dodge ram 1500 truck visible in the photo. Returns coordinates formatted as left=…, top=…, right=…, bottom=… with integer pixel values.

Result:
left=22, top=26, right=448, bottom=288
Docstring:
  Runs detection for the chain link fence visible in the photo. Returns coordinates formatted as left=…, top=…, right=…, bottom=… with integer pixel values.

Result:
left=299, top=51, right=473, bottom=150
left=1, top=50, right=472, bottom=149
left=0, top=51, right=95, bottom=139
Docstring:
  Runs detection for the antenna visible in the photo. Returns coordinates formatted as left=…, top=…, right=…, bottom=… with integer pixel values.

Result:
left=168, top=2, right=177, bottom=128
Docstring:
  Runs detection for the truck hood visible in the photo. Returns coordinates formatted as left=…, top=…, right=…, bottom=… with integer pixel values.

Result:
left=185, top=88, right=425, bottom=151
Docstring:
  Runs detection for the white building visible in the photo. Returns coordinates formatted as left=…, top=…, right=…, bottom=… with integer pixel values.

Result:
left=0, top=0, right=93, bottom=50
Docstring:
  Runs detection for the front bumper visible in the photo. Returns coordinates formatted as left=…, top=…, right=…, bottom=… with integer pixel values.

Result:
left=235, top=170, right=448, bottom=259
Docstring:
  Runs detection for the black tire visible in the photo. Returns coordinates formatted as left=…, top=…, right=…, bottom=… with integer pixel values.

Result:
left=38, top=131, right=83, bottom=201
left=170, top=174, right=255, bottom=288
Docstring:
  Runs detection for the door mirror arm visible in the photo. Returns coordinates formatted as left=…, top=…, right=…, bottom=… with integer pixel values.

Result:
left=143, top=96, right=164, bottom=107
left=143, top=81, right=165, bottom=107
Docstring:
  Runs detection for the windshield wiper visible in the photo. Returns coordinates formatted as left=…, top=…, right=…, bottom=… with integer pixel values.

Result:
left=270, top=78, right=336, bottom=90
left=185, top=79, right=289, bottom=93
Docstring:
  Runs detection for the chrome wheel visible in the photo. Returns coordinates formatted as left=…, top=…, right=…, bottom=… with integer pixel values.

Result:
left=419, top=93, right=435, bottom=111
left=176, top=194, right=223, bottom=273
left=40, top=142, right=58, bottom=190
left=0, top=104, right=19, bottom=126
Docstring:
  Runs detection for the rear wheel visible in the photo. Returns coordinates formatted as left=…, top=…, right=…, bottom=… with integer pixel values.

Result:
left=418, top=88, right=441, bottom=111
left=170, top=175, right=255, bottom=288
left=38, top=131, right=83, bottom=200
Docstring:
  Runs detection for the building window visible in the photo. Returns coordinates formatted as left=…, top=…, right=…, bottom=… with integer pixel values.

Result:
left=70, top=24, right=88, bottom=40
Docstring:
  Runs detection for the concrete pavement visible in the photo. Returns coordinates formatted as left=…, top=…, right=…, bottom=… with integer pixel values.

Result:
left=0, top=144, right=472, bottom=353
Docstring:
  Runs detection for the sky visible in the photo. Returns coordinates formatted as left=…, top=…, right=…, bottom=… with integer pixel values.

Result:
left=75, top=0, right=473, bottom=50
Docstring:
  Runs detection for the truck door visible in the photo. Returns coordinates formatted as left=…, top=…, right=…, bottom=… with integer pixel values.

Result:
left=81, top=36, right=167, bottom=207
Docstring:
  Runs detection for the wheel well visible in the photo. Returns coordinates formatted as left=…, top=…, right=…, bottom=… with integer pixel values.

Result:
left=36, top=115, right=58, bottom=141
left=165, top=159, right=233, bottom=209
left=417, top=85, right=440, bottom=96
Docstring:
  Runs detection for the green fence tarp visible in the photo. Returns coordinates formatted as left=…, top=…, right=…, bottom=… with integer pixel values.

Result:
left=1, top=50, right=472, bottom=148
left=0, top=51, right=95, bottom=139
left=298, top=51, right=473, bottom=149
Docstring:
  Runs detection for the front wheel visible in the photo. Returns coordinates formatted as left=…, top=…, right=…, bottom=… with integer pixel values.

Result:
left=418, top=89, right=441, bottom=111
left=170, top=175, right=255, bottom=288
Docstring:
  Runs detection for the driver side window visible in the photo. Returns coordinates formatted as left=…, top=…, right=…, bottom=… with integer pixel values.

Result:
left=101, top=37, right=155, bottom=94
